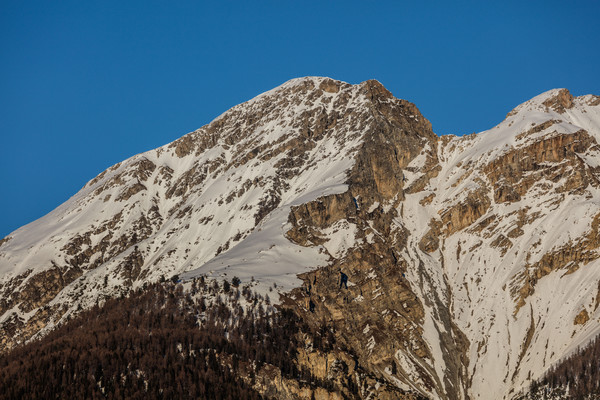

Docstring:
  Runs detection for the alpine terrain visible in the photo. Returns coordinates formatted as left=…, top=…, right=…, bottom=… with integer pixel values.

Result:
left=1, top=77, right=600, bottom=399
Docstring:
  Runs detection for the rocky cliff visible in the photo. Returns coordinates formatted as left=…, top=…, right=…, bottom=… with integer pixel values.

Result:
left=1, top=78, right=600, bottom=399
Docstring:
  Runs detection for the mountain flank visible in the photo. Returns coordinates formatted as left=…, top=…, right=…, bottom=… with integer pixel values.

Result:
left=1, top=77, right=600, bottom=399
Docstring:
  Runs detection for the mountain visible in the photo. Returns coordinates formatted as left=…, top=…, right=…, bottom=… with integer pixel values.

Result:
left=1, top=77, right=600, bottom=399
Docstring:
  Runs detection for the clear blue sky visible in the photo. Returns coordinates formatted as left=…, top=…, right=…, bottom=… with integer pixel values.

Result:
left=1, top=0, right=599, bottom=238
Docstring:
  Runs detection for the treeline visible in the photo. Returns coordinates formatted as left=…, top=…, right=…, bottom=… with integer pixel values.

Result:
left=527, top=333, right=600, bottom=399
left=0, top=279, right=320, bottom=399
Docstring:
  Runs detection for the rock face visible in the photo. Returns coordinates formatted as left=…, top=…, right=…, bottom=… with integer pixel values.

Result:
left=1, top=79, right=600, bottom=399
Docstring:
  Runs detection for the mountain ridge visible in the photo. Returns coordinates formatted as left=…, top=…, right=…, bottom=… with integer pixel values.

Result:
left=1, top=77, right=600, bottom=399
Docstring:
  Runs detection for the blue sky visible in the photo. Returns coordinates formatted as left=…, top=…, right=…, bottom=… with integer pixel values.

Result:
left=1, top=0, right=599, bottom=237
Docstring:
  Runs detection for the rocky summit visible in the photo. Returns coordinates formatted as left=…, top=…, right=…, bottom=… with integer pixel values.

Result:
left=1, top=77, right=600, bottom=399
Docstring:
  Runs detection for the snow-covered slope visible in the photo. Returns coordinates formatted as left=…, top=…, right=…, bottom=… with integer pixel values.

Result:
left=1, top=79, right=600, bottom=399
left=425, top=89, right=600, bottom=399
left=0, top=77, right=371, bottom=337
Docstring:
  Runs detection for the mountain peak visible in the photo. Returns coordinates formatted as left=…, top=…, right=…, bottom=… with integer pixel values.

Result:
left=261, top=76, right=351, bottom=96
left=256, top=77, right=394, bottom=104
left=507, top=88, right=577, bottom=118
left=541, top=88, right=574, bottom=112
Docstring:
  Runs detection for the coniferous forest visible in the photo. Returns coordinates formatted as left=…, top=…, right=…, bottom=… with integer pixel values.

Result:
left=0, top=279, right=329, bottom=399
left=3, top=276, right=600, bottom=399
left=523, top=334, right=600, bottom=399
